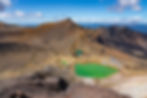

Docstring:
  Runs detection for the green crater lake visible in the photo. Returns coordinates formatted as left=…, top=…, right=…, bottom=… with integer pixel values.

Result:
left=75, top=63, right=118, bottom=79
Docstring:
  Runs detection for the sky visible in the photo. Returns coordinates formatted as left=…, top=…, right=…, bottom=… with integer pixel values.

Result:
left=0, top=0, right=147, bottom=24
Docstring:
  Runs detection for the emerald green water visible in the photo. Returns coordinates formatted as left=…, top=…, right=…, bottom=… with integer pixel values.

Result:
left=75, top=63, right=118, bottom=79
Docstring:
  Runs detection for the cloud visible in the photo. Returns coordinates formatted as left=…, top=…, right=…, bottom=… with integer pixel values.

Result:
left=109, top=16, right=142, bottom=23
left=0, top=0, right=11, bottom=11
left=15, top=10, right=25, bottom=17
left=0, top=12, right=10, bottom=18
left=34, top=12, right=42, bottom=17
left=14, top=11, right=43, bottom=18
left=74, top=15, right=143, bottom=24
left=116, top=0, right=141, bottom=11
left=0, top=10, right=43, bottom=19
left=0, top=10, right=44, bottom=24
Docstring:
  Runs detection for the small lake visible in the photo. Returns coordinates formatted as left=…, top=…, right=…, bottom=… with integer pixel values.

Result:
left=75, top=63, right=118, bottom=79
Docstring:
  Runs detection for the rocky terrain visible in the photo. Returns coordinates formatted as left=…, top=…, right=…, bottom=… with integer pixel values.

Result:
left=0, top=67, right=129, bottom=98
left=94, top=26, right=147, bottom=58
left=0, top=19, right=146, bottom=74
left=0, top=19, right=147, bottom=98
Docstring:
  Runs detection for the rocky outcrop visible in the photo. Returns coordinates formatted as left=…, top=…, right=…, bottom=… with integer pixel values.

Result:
left=0, top=67, right=130, bottom=98
left=93, top=26, right=147, bottom=58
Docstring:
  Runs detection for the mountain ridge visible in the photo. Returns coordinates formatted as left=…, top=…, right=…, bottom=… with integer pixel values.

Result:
left=0, top=19, right=146, bottom=79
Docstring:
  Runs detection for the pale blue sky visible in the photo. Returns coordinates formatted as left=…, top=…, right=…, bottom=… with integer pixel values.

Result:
left=0, top=0, right=146, bottom=24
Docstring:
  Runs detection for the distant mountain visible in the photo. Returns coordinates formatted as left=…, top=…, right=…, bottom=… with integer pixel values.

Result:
left=79, top=23, right=147, bottom=34
left=128, top=24, right=147, bottom=33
